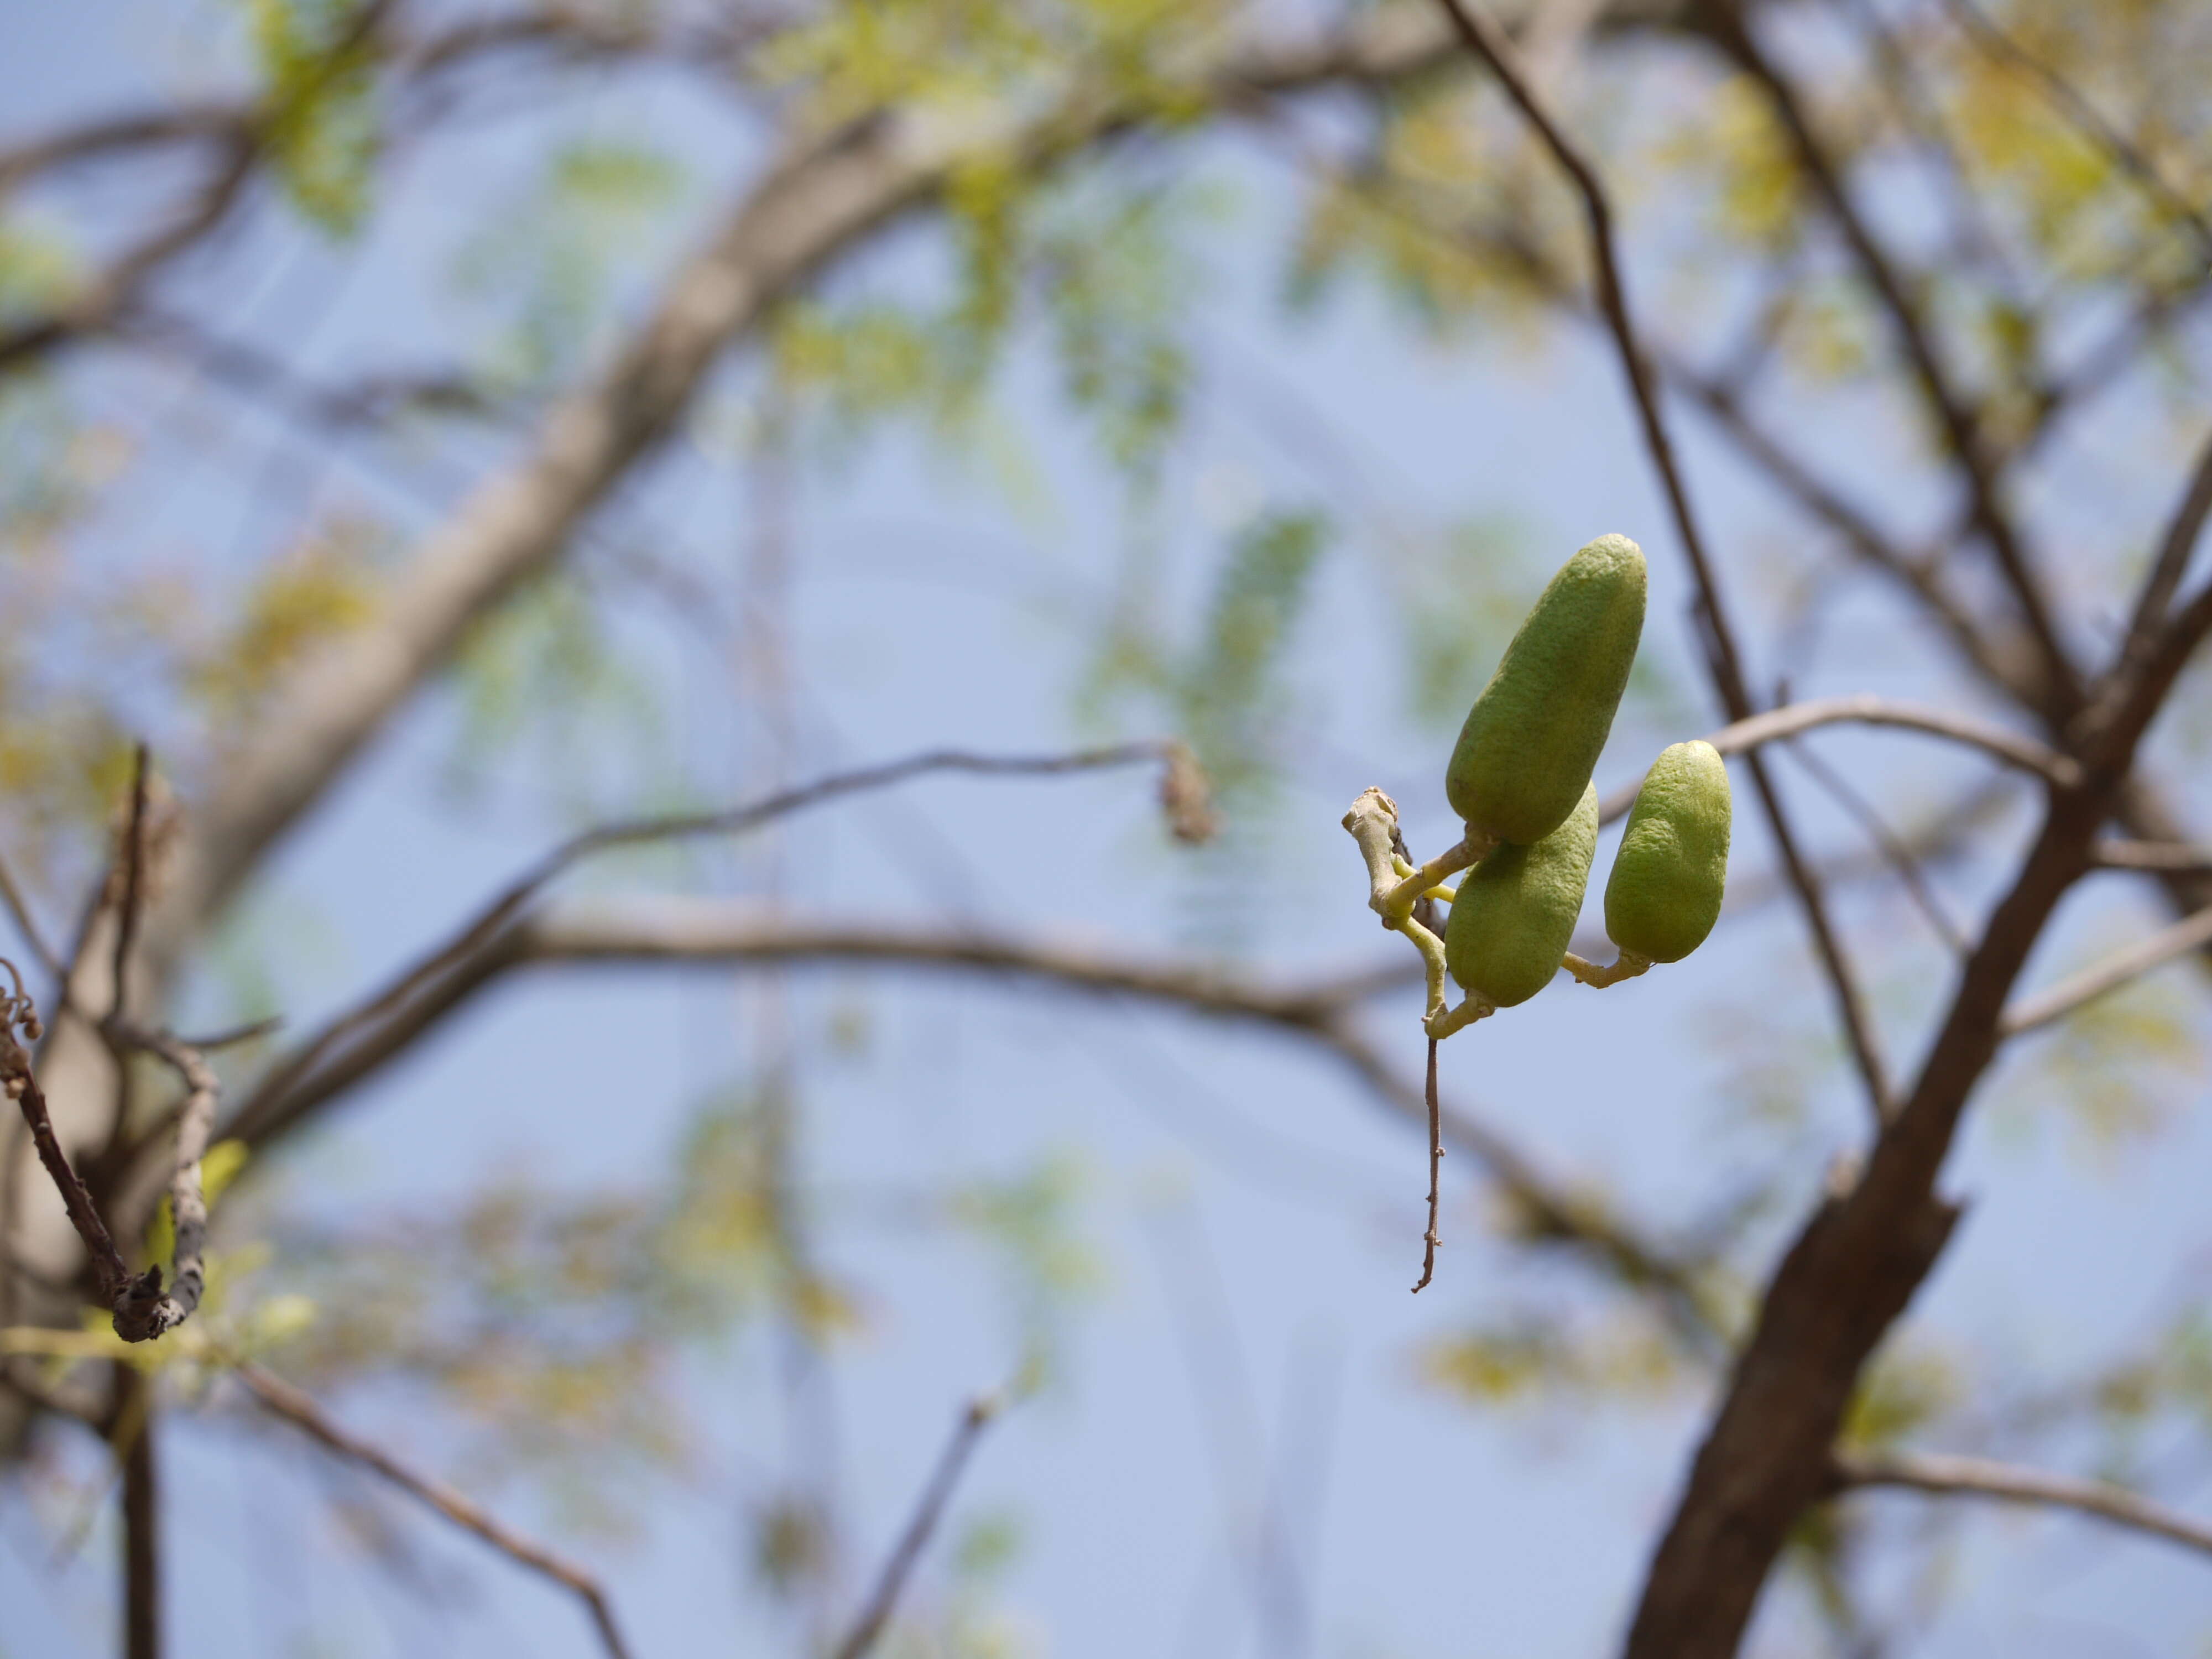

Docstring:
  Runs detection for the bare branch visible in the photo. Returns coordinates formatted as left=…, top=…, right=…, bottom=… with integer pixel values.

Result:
left=1430, top=0, right=1893, bottom=1120
left=0, top=847, right=63, bottom=995
left=109, top=744, right=151, bottom=1027
left=1999, top=902, right=2212, bottom=1037
left=2091, top=839, right=2212, bottom=875
left=831, top=1390, right=1006, bottom=1659
left=1597, top=693, right=2079, bottom=822
left=2119, top=422, right=2212, bottom=661
left=1708, top=1, right=2083, bottom=711
left=111, top=1366, right=161, bottom=1659
left=1781, top=739, right=1968, bottom=958
left=1, top=995, right=154, bottom=1335
left=1833, top=1448, right=2212, bottom=1561
left=0, top=103, right=243, bottom=195
left=222, top=740, right=1200, bottom=1150
left=236, top=1363, right=636, bottom=1659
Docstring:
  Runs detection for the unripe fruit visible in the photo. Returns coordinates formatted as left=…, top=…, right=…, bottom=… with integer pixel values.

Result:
left=1445, top=534, right=1647, bottom=846
left=1445, top=782, right=1598, bottom=1008
left=1604, top=740, right=1731, bottom=964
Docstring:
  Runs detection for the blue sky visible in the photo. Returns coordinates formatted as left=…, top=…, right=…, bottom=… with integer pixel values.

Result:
left=6, top=4, right=2212, bottom=1657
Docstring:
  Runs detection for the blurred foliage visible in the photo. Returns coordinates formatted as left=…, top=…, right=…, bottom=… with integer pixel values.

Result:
left=247, top=0, right=383, bottom=236
left=453, top=142, right=688, bottom=397
left=14, top=0, right=2212, bottom=1651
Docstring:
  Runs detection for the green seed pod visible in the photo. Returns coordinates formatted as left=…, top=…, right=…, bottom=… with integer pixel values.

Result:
left=1445, top=782, right=1599, bottom=1008
left=1445, top=534, right=1647, bottom=846
left=1604, top=739, right=1731, bottom=964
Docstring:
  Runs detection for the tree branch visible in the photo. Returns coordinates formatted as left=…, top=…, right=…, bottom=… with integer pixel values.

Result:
left=220, top=740, right=1205, bottom=1150
left=1595, top=693, right=2078, bottom=821
left=1707, top=0, right=2082, bottom=714
left=236, top=1362, right=636, bottom=1659
left=1833, top=1448, right=2212, bottom=1562
left=831, top=1390, right=1005, bottom=1659
left=1999, top=902, right=2212, bottom=1037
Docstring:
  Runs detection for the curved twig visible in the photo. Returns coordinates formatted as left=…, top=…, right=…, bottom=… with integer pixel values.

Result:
left=237, top=1363, right=635, bottom=1659
left=1998, top=902, right=2212, bottom=1036
left=1596, top=694, right=2078, bottom=823
left=1833, top=1448, right=2212, bottom=1561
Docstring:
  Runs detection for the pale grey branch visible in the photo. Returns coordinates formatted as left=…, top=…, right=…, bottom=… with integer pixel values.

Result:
left=1999, top=902, right=2212, bottom=1036
left=1835, top=1449, right=2212, bottom=1561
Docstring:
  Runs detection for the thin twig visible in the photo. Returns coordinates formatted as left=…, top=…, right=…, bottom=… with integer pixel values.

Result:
left=1833, top=1448, right=2212, bottom=1561
left=236, top=1363, right=636, bottom=1659
left=831, top=1391, right=1007, bottom=1659
left=1411, top=1037, right=1443, bottom=1293
left=109, top=742, right=152, bottom=1026
left=1595, top=692, right=2079, bottom=822
left=1711, top=2, right=2081, bottom=714
left=1937, top=0, right=2212, bottom=263
left=2091, top=839, right=2212, bottom=874
left=1, top=998, right=144, bottom=1325
left=1998, top=902, right=2212, bottom=1036
left=1429, top=0, right=1895, bottom=1119
left=2118, top=423, right=2212, bottom=667
left=1781, top=739, right=1968, bottom=957
left=0, top=847, right=64, bottom=993
left=223, top=741, right=1202, bottom=1149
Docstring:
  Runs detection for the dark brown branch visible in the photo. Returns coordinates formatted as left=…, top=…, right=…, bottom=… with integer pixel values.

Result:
left=1833, top=1448, right=2212, bottom=1561
left=237, top=1363, right=635, bottom=1659
left=1430, top=0, right=1893, bottom=1120
left=1613, top=559, right=2212, bottom=1658
left=112, top=1366, right=162, bottom=1659
left=109, top=744, right=152, bottom=1026
left=1938, top=0, right=2212, bottom=263
left=830, top=1391, right=1005, bottom=1659
left=3, top=1007, right=146, bottom=1329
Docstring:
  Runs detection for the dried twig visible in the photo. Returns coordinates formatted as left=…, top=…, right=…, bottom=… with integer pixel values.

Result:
left=237, top=1363, right=636, bottom=1659
left=1833, top=1448, right=2212, bottom=1561
left=0, top=971, right=162, bottom=1337
left=831, top=1391, right=1006, bottom=1659
left=1429, top=0, right=1894, bottom=1119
